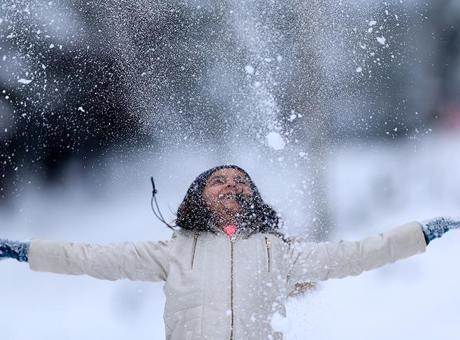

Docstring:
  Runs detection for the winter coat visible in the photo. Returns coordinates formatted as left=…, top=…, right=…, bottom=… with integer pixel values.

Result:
left=28, top=221, right=427, bottom=340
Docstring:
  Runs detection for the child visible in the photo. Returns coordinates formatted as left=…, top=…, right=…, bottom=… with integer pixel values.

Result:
left=1, top=165, right=458, bottom=340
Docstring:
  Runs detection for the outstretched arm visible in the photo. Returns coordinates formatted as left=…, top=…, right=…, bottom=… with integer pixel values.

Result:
left=287, top=221, right=427, bottom=291
left=1, top=238, right=171, bottom=282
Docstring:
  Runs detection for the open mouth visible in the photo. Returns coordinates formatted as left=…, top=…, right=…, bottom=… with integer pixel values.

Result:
left=218, top=192, right=239, bottom=201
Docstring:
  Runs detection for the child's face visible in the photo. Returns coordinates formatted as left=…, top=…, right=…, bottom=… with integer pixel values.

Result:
left=202, top=168, right=253, bottom=221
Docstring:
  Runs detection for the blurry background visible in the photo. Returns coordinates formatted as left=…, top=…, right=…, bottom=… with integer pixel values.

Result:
left=1, top=0, right=459, bottom=339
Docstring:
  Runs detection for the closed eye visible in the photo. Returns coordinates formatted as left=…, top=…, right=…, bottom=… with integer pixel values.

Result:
left=209, top=176, right=225, bottom=185
left=235, top=177, right=249, bottom=185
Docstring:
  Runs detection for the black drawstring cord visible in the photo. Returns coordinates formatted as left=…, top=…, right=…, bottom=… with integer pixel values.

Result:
left=150, top=177, right=175, bottom=230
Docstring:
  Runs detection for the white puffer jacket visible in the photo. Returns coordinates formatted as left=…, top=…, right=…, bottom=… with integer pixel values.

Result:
left=28, top=221, right=426, bottom=340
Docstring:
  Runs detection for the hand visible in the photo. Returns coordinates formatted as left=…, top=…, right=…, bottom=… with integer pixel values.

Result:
left=422, top=217, right=460, bottom=244
left=0, top=239, right=30, bottom=262
left=0, top=239, right=9, bottom=260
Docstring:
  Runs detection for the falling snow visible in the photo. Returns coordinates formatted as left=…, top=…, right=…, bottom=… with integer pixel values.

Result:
left=266, top=132, right=285, bottom=150
left=245, top=65, right=255, bottom=75
left=17, top=78, right=32, bottom=84
left=376, top=36, right=386, bottom=45
left=0, top=0, right=459, bottom=339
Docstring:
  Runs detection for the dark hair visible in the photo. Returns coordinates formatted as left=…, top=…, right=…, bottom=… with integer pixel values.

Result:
left=175, top=165, right=283, bottom=237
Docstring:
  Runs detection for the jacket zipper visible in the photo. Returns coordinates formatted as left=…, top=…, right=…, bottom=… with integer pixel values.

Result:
left=191, top=233, right=199, bottom=270
left=229, top=239, right=235, bottom=340
left=264, top=236, right=272, bottom=272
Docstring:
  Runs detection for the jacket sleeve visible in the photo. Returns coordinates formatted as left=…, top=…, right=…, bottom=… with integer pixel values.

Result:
left=28, top=239, right=171, bottom=282
left=287, top=221, right=427, bottom=291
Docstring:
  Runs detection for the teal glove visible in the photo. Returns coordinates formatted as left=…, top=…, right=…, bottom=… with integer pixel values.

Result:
left=0, top=239, right=30, bottom=262
left=421, top=217, right=460, bottom=244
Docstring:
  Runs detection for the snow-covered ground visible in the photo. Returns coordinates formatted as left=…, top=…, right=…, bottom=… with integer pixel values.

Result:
left=1, top=132, right=459, bottom=339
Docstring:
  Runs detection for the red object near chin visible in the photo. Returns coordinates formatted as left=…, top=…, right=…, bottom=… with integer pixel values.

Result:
left=223, top=224, right=237, bottom=237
